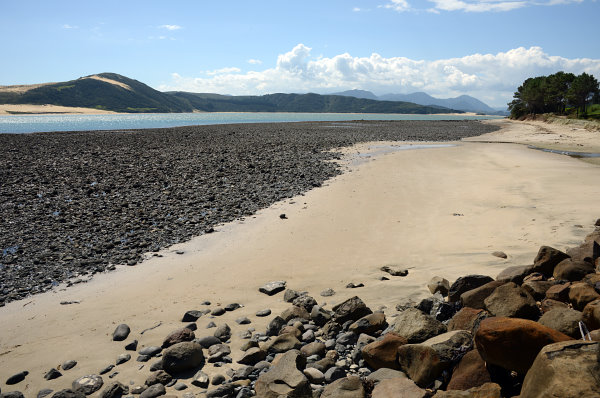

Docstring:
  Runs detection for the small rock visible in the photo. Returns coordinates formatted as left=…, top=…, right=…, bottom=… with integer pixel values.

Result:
left=6, top=371, right=28, bottom=385
left=37, top=389, right=54, bottom=398
left=321, top=376, right=363, bottom=397
left=72, top=374, right=104, bottom=395
left=61, top=360, right=77, bottom=370
left=112, top=324, right=131, bottom=341
left=492, top=251, right=508, bottom=259
left=255, top=309, right=271, bottom=317
left=99, top=365, right=114, bottom=375
left=124, top=340, right=138, bottom=351
left=50, top=390, right=85, bottom=398
left=371, top=377, right=427, bottom=398
left=98, top=382, right=128, bottom=398
left=116, top=354, right=131, bottom=365
left=138, top=384, right=165, bottom=398
left=237, top=347, right=266, bottom=365
left=161, top=342, right=205, bottom=374
left=181, top=310, right=204, bottom=322
left=332, top=296, right=372, bottom=324
left=214, top=324, right=231, bottom=341
left=259, top=281, right=286, bottom=296
left=224, top=303, right=242, bottom=311
left=380, top=265, right=408, bottom=276
left=320, top=288, right=335, bottom=297
left=346, top=282, right=364, bottom=289
left=138, top=346, right=162, bottom=357
left=427, top=276, right=450, bottom=296
left=44, top=369, right=62, bottom=381
left=448, top=275, right=494, bottom=303
left=211, top=307, right=226, bottom=316
left=362, top=332, right=407, bottom=370
left=235, top=317, right=251, bottom=325
left=145, top=370, right=172, bottom=387
left=162, top=327, right=195, bottom=348
left=191, top=370, right=209, bottom=388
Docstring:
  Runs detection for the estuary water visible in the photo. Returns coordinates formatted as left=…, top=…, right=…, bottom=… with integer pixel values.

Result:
left=0, top=112, right=503, bottom=134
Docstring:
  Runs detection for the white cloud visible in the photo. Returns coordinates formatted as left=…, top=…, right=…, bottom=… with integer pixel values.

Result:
left=383, top=0, right=583, bottom=12
left=159, top=24, right=182, bottom=30
left=248, top=59, right=263, bottom=65
left=159, top=45, right=600, bottom=107
left=353, top=7, right=362, bottom=11
left=62, top=24, right=78, bottom=29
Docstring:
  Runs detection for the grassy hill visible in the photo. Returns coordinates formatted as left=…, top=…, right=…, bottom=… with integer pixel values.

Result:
left=0, top=73, right=463, bottom=114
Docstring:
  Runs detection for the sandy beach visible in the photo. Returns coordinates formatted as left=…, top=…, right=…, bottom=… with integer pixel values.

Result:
left=0, top=104, right=116, bottom=115
left=1, top=119, right=599, bottom=396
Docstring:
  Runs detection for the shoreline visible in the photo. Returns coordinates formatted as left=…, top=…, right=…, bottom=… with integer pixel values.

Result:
left=1, top=119, right=599, bottom=396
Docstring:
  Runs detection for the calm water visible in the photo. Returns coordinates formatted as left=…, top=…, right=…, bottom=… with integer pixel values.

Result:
left=0, top=112, right=504, bottom=134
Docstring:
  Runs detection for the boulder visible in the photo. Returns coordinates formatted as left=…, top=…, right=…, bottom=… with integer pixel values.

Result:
left=98, top=382, right=128, bottom=398
left=281, top=306, right=310, bottom=322
left=532, top=246, right=570, bottom=275
left=432, top=383, right=501, bottom=398
left=496, top=265, right=533, bottom=285
left=332, top=296, right=372, bottom=324
left=254, top=350, right=311, bottom=398
left=446, top=349, right=491, bottom=391
left=569, top=282, right=600, bottom=310
left=371, top=377, right=427, bottom=398
left=292, top=295, right=318, bottom=312
left=538, top=307, right=583, bottom=338
left=162, top=327, right=195, bottom=348
left=553, top=259, right=595, bottom=282
left=72, top=375, right=104, bottom=395
left=265, top=333, right=302, bottom=354
left=566, top=233, right=600, bottom=264
left=540, top=298, right=568, bottom=313
left=139, top=384, right=165, bottom=398
left=474, top=317, right=572, bottom=374
left=112, top=324, right=130, bottom=342
left=320, top=376, right=364, bottom=398
left=447, top=307, right=488, bottom=335
left=387, top=308, right=447, bottom=343
left=519, top=341, right=600, bottom=398
left=303, top=368, right=325, bottom=384
left=545, top=283, right=571, bottom=302
left=483, top=282, right=539, bottom=320
left=459, top=281, right=505, bottom=310
left=237, top=347, right=266, bottom=366
left=311, top=305, right=332, bottom=326
left=448, top=275, right=494, bottom=303
left=361, top=332, right=407, bottom=370
left=427, top=276, right=450, bottom=296
left=213, top=323, right=231, bottom=341
left=144, top=370, right=172, bottom=386
left=397, top=331, right=472, bottom=387
left=365, top=368, right=407, bottom=383
left=161, top=342, right=204, bottom=374
left=300, top=342, right=326, bottom=357
left=348, top=312, right=387, bottom=335
left=521, top=280, right=554, bottom=301
left=50, top=390, right=85, bottom=398
left=582, top=298, right=600, bottom=330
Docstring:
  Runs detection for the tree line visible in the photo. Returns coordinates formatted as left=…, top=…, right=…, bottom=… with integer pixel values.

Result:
left=508, top=71, right=599, bottom=119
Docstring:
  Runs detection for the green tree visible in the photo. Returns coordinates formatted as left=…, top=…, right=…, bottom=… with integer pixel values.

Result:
left=567, top=72, right=600, bottom=117
left=545, top=72, right=575, bottom=114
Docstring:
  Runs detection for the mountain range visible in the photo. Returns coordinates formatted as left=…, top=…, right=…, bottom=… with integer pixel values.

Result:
left=0, top=73, right=494, bottom=115
left=331, top=89, right=507, bottom=115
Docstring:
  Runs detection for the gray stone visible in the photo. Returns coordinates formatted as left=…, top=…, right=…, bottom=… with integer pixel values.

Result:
left=191, top=370, right=209, bottom=388
left=72, top=375, right=104, bottom=395
left=303, top=368, right=325, bottom=384
left=387, top=307, right=446, bottom=343
left=116, top=353, right=131, bottom=365
left=256, top=309, right=272, bottom=317
left=162, top=327, right=195, bottom=348
left=161, top=342, right=204, bottom=374
left=460, top=281, right=505, bottom=310
left=138, top=384, right=165, bottom=398
left=321, top=376, right=364, bottom=398
left=539, top=307, right=583, bottom=338
left=37, top=390, right=54, bottom=398
left=332, top=296, right=372, bottom=324
left=265, top=333, right=302, bottom=353
left=98, top=382, right=128, bottom=398
left=44, top=369, right=62, bottom=380
left=112, top=324, right=131, bottom=341
left=284, top=289, right=301, bottom=302
left=427, top=276, right=450, bottom=296
left=365, top=368, right=407, bottom=383
left=496, top=265, right=533, bottom=285
left=61, top=360, right=77, bottom=370
left=532, top=246, right=570, bottom=275
left=483, top=282, right=539, bottom=320
left=255, top=350, right=311, bottom=398
left=554, top=259, right=595, bottom=282
left=371, top=377, right=427, bottom=398
left=448, top=275, right=494, bottom=303
left=237, top=347, right=266, bottom=365
left=5, top=371, right=28, bottom=385
left=50, top=390, right=85, bottom=398
left=320, top=288, right=336, bottom=297
left=196, top=335, right=221, bottom=348
left=138, top=346, right=162, bottom=357
left=144, top=370, right=172, bottom=386
left=324, top=367, right=346, bottom=383
left=259, top=281, right=286, bottom=296
left=213, top=324, right=231, bottom=341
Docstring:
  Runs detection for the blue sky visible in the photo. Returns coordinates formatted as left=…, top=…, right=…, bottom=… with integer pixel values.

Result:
left=1, top=0, right=599, bottom=107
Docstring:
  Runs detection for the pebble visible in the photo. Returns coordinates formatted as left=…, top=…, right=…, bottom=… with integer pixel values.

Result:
left=6, top=371, right=28, bottom=385
left=255, top=309, right=271, bottom=317
left=61, top=360, right=77, bottom=370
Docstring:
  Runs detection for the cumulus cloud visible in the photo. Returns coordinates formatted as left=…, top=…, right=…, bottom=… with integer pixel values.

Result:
left=383, top=0, right=583, bottom=12
left=159, top=24, right=182, bottom=30
left=159, top=45, right=600, bottom=107
left=248, top=59, right=263, bottom=65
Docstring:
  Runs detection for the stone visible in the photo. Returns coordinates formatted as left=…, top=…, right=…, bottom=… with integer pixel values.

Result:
left=483, top=282, right=539, bottom=320
left=173, top=383, right=187, bottom=391
left=474, top=317, right=572, bottom=374
left=566, top=232, right=600, bottom=264
left=380, top=265, right=408, bottom=277
left=569, top=282, right=600, bottom=310
left=196, top=335, right=221, bottom=348
left=6, top=371, right=28, bottom=385
left=44, top=369, right=62, bottom=380
left=432, top=383, right=501, bottom=398
left=256, top=309, right=271, bottom=317
left=50, top=390, right=85, bottom=398
left=447, top=307, right=488, bottom=335
left=138, top=346, right=162, bottom=357
left=145, top=370, right=172, bottom=386
left=492, top=251, right=507, bottom=259
left=361, top=332, right=407, bottom=370
left=448, top=275, right=494, bottom=303
left=371, top=377, right=427, bottom=398
left=320, top=288, right=336, bottom=297
left=162, top=327, right=195, bottom=348
left=224, top=303, right=241, bottom=311
left=254, top=350, right=311, bottom=398
left=553, top=259, right=595, bottom=282
left=37, top=389, right=53, bottom=398
left=61, top=360, right=77, bottom=370
left=311, top=305, right=332, bottom=326
left=519, top=341, right=600, bottom=398
left=324, top=367, right=346, bottom=383
left=98, top=365, right=114, bottom=375
left=235, top=316, right=251, bottom=325
left=279, top=325, right=302, bottom=338
left=348, top=312, right=387, bottom=335
left=496, top=264, right=533, bottom=285
left=265, top=333, right=302, bottom=353
left=266, top=316, right=286, bottom=336
left=191, top=370, right=209, bottom=388
left=161, top=342, right=204, bottom=374
left=346, top=282, right=364, bottom=289
left=211, top=307, right=226, bottom=316
left=72, top=375, right=104, bottom=395
left=540, top=298, right=569, bottom=313
left=238, top=347, right=266, bottom=365
left=214, top=323, right=231, bottom=341
left=211, top=374, right=226, bottom=385
left=365, top=368, right=406, bottom=383
left=320, top=376, right=364, bottom=398
left=427, top=276, right=450, bottom=296
left=446, top=349, right=491, bottom=391
left=301, top=342, right=326, bottom=357
left=545, top=283, right=571, bottom=302
left=459, top=280, right=505, bottom=310
left=283, top=289, right=301, bottom=302
left=281, top=305, right=310, bottom=322
left=532, top=246, right=570, bottom=275
left=115, top=353, right=131, bottom=365
left=388, top=308, right=447, bottom=343
left=98, top=382, right=128, bottom=398
left=206, top=384, right=235, bottom=398
left=397, top=331, right=472, bottom=387
left=538, top=307, right=584, bottom=338
left=181, top=310, right=204, bottom=322
left=112, top=324, right=130, bottom=341
left=332, top=296, right=372, bottom=324
left=582, top=299, right=600, bottom=330
left=207, top=343, right=231, bottom=363
left=139, top=384, right=165, bottom=398
left=303, top=368, right=325, bottom=384
left=522, top=280, right=555, bottom=301
left=124, top=340, right=138, bottom=351
left=259, top=281, right=286, bottom=296
left=1, top=392, right=26, bottom=398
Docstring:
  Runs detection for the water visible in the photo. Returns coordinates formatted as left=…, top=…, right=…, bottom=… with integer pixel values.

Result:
left=0, top=112, right=504, bottom=134
left=527, top=145, right=600, bottom=158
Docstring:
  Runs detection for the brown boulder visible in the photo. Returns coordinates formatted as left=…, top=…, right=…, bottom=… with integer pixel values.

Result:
left=371, top=377, right=427, bottom=398
left=553, top=259, right=595, bottom=282
left=265, top=333, right=302, bottom=354
left=432, top=383, right=501, bottom=398
left=447, top=307, right=488, bottom=335
left=446, top=349, right=491, bottom=391
left=569, top=282, right=600, bottom=310
left=448, top=275, right=494, bottom=303
left=483, top=282, right=539, bottom=320
left=521, top=280, right=554, bottom=301
left=161, top=342, right=204, bottom=375
left=532, top=246, right=569, bottom=275
left=348, top=312, right=387, bottom=335
left=545, top=283, right=571, bottom=302
left=255, top=350, right=311, bottom=398
left=280, top=306, right=310, bottom=322
left=459, top=281, right=505, bottom=310
left=538, top=307, right=583, bottom=338
left=388, top=308, right=447, bottom=343
left=427, top=276, right=450, bottom=297
left=566, top=232, right=600, bottom=264
left=519, top=341, right=600, bottom=398
left=161, top=328, right=195, bottom=348
left=332, top=296, right=372, bottom=324
left=300, top=342, right=326, bottom=357
left=582, top=298, right=600, bottom=330
left=540, top=298, right=568, bottom=313
left=474, top=317, right=572, bottom=374
left=361, top=332, right=407, bottom=370
left=496, top=264, right=533, bottom=285
left=320, top=376, right=364, bottom=398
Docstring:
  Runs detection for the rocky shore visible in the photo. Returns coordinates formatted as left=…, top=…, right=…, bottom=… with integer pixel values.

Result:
left=2, top=222, right=599, bottom=398
left=0, top=120, right=499, bottom=305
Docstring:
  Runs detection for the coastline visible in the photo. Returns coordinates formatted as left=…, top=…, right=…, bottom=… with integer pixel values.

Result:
left=1, top=119, right=599, bottom=396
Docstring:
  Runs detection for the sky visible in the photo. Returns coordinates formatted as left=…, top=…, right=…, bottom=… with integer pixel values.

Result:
left=1, top=0, right=599, bottom=108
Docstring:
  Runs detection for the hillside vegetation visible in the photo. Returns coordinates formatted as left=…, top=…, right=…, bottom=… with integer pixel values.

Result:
left=0, top=73, right=462, bottom=114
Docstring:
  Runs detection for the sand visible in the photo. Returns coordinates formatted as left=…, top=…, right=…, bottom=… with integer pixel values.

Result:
left=1, top=119, right=599, bottom=395
left=0, top=104, right=117, bottom=115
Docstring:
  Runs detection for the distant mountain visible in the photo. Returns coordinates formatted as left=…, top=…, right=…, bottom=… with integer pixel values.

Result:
left=331, top=89, right=506, bottom=115
left=0, top=73, right=464, bottom=114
